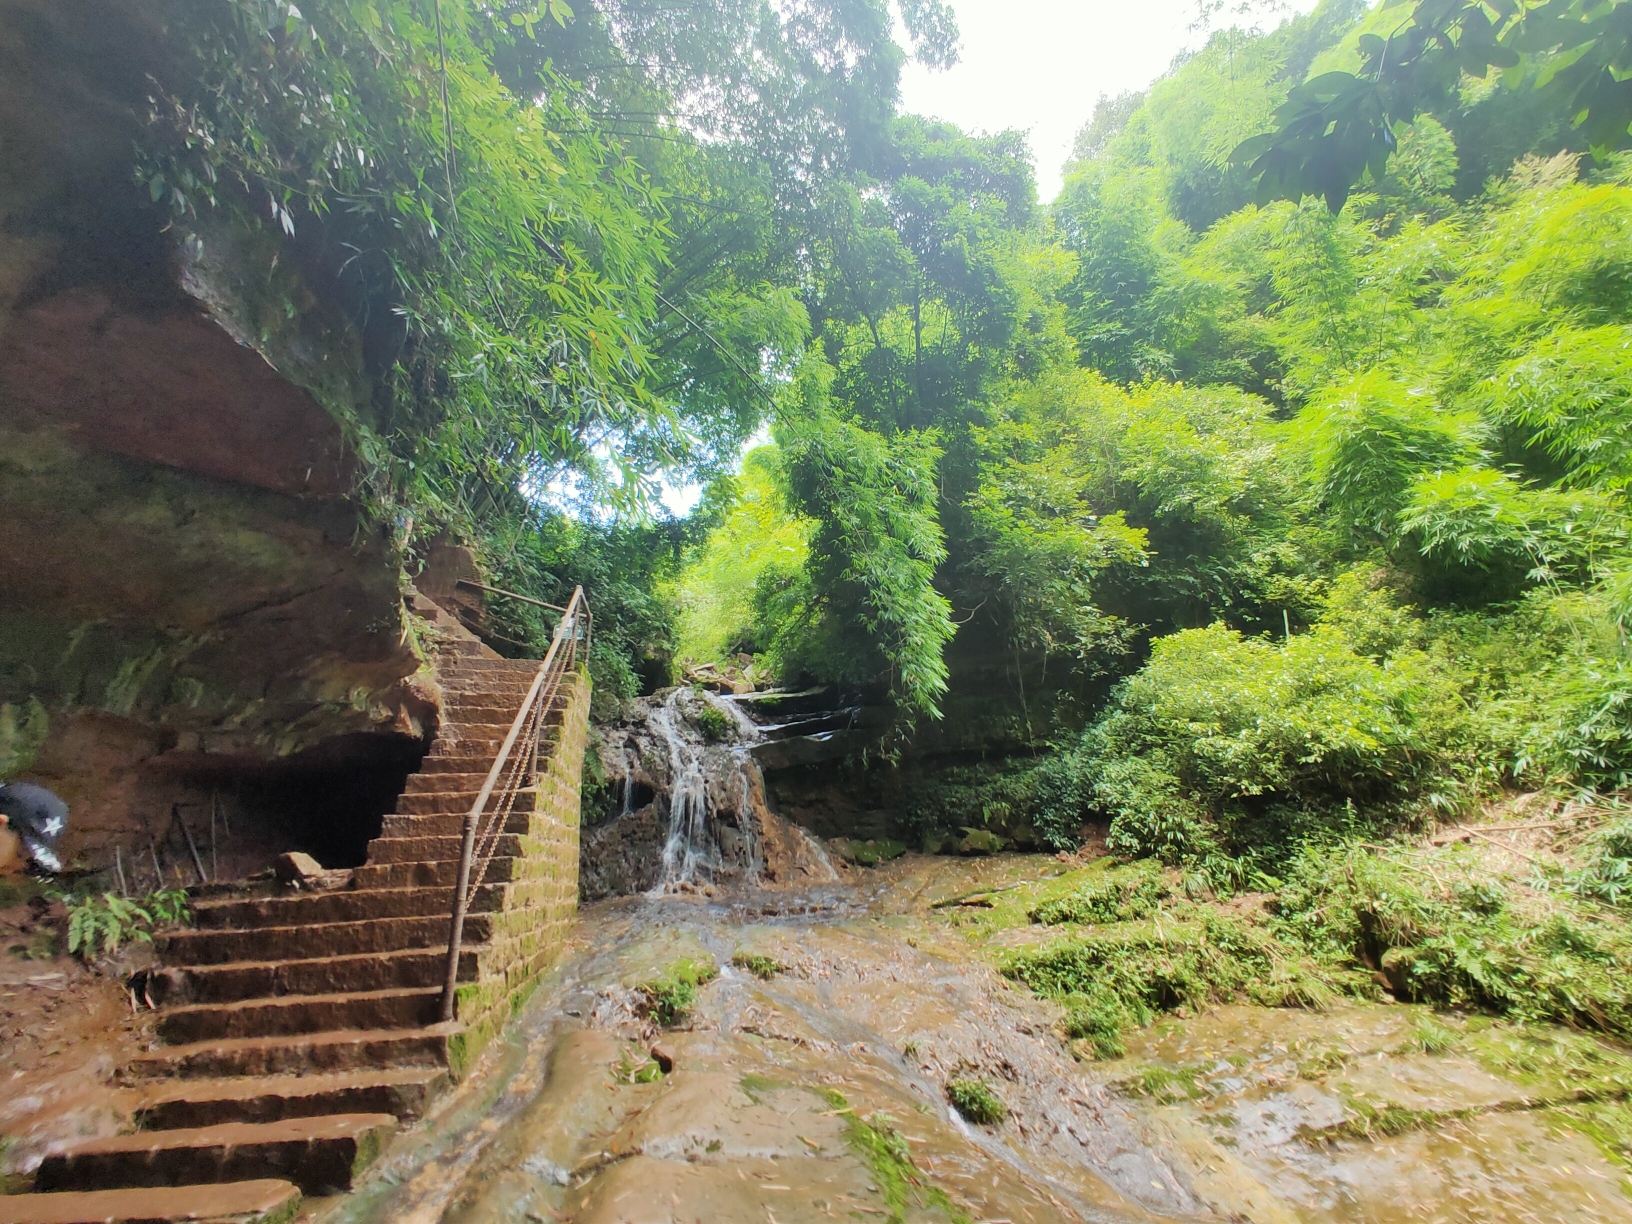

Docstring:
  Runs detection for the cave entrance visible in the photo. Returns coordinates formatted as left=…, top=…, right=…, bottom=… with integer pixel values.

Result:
left=167, top=732, right=426, bottom=879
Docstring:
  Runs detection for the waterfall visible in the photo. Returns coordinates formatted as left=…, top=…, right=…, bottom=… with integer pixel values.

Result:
left=645, top=688, right=768, bottom=893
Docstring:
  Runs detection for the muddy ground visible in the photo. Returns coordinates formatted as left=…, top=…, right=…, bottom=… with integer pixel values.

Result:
left=0, top=880, right=152, bottom=1188
left=311, top=852, right=1632, bottom=1224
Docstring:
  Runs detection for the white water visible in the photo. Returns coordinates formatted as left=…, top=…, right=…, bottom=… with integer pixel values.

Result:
left=646, top=688, right=767, bottom=893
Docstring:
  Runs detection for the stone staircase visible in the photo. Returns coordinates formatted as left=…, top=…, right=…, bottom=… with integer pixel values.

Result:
left=0, top=599, right=589, bottom=1224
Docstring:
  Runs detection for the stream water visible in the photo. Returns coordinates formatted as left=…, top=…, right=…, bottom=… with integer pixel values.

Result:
left=314, top=853, right=1632, bottom=1224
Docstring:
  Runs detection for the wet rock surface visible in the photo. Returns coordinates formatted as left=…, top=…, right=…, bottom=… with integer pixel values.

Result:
left=315, top=854, right=1632, bottom=1224
left=581, top=688, right=841, bottom=900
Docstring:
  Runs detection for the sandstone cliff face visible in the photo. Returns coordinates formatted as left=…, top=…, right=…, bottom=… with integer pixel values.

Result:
left=0, top=0, right=433, bottom=874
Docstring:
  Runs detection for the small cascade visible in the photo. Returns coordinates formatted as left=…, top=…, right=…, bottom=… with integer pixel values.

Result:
left=581, top=684, right=857, bottom=898
left=641, top=687, right=769, bottom=892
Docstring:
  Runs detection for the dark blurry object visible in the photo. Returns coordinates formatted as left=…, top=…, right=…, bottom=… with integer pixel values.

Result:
left=0, top=781, right=69, bottom=873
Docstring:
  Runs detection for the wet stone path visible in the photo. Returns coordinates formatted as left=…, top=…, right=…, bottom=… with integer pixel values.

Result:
left=316, top=856, right=1632, bottom=1224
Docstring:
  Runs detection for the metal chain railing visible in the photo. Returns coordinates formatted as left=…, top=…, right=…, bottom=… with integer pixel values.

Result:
left=439, top=586, right=589, bottom=1022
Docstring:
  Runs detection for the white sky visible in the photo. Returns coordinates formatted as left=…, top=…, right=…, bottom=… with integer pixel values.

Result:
left=899, top=0, right=1322, bottom=203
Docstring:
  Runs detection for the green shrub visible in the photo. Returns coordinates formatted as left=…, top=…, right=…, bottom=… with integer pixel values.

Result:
left=1061, top=985, right=1146, bottom=1059
left=998, top=907, right=1357, bottom=1057
left=64, top=888, right=191, bottom=961
left=1030, top=864, right=1167, bottom=925
left=1272, top=842, right=1632, bottom=1038
left=1086, top=619, right=1478, bottom=863
left=1407, top=1016, right=1461, bottom=1055
left=691, top=703, right=734, bottom=743
left=636, top=958, right=718, bottom=1027
left=1004, top=911, right=1349, bottom=1056
left=946, top=1078, right=1006, bottom=1125
left=1573, top=819, right=1632, bottom=905
left=902, top=756, right=1094, bottom=853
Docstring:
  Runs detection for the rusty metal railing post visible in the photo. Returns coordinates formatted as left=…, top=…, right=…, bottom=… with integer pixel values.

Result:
left=438, top=586, right=585, bottom=1023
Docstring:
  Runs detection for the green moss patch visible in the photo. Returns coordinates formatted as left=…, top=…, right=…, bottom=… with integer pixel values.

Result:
left=946, top=1078, right=1006, bottom=1124
left=730, top=951, right=787, bottom=979
left=818, top=1088, right=972, bottom=1224
left=636, top=957, right=718, bottom=1027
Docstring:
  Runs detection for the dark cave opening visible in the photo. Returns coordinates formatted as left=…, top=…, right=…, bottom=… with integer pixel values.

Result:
left=164, top=731, right=427, bottom=879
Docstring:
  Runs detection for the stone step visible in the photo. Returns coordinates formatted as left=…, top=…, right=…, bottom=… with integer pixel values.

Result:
left=127, top=1025, right=458, bottom=1081
left=437, top=656, right=538, bottom=675
left=153, top=946, right=481, bottom=1006
left=418, top=744, right=556, bottom=773
left=380, top=811, right=535, bottom=840
left=158, top=988, right=441, bottom=1044
left=34, top=1114, right=397, bottom=1197
left=404, top=772, right=489, bottom=794
left=437, top=722, right=525, bottom=743
left=394, top=787, right=536, bottom=816
left=442, top=699, right=564, bottom=721
left=352, top=859, right=517, bottom=890
left=192, top=884, right=502, bottom=930
left=423, top=727, right=561, bottom=761
left=0, top=1180, right=300, bottom=1224
left=158, top=912, right=491, bottom=966
left=135, top=1068, right=448, bottom=1131
left=437, top=705, right=525, bottom=724
left=441, top=684, right=548, bottom=702
left=364, top=833, right=523, bottom=865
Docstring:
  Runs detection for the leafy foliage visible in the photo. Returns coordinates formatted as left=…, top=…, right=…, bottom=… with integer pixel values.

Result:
left=1090, top=619, right=1473, bottom=862
left=0, top=700, right=49, bottom=780
left=775, top=398, right=954, bottom=717
left=1232, top=1, right=1632, bottom=211
left=1029, top=863, right=1168, bottom=926
left=144, top=0, right=671, bottom=521
left=729, top=952, right=786, bottom=979
left=667, top=447, right=810, bottom=669
left=64, top=889, right=191, bottom=961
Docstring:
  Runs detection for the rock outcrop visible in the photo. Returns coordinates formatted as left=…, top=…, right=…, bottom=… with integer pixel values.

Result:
left=0, top=0, right=433, bottom=873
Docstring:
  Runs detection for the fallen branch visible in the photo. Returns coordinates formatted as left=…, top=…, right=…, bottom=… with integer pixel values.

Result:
left=929, top=884, right=1022, bottom=910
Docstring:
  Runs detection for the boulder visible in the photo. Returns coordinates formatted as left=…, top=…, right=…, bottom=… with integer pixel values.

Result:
left=957, top=828, right=1005, bottom=857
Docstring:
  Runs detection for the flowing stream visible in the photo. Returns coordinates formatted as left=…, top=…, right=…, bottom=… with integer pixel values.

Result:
left=315, top=852, right=1632, bottom=1224
left=310, top=692, right=1632, bottom=1224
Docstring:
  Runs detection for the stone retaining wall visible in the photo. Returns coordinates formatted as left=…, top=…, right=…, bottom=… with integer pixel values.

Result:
left=448, top=666, right=589, bottom=1076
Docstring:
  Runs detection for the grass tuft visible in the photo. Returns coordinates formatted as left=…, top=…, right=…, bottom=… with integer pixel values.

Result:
left=946, top=1077, right=1007, bottom=1125
left=636, top=957, right=718, bottom=1027
left=730, top=951, right=787, bottom=979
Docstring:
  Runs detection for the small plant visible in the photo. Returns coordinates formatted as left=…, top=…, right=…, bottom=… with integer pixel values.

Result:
left=64, top=888, right=191, bottom=960
left=1295, top=1045, right=1350, bottom=1079
left=946, top=1077, right=1006, bottom=1125
left=1572, top=820, right=1632, bottom=905
left=1126, top=1064, right=1208, bottom=1103
left=0, top=877, right=41, bottom=910
left=616, top=1047, right=665, bottom=1084
left=1406, top=1016, right=1460, bottom=1055
left=636, top=957, right=717, bottom=1027
left=1062, top=986, right=1142, bottom=1060
left=691, top=703, right=733, bottom=743
left=901, top=1039, right=922, bottom=1059
left=8, top=929, right=57, bottom=961
left=730, top=951, right=786, bottom=979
